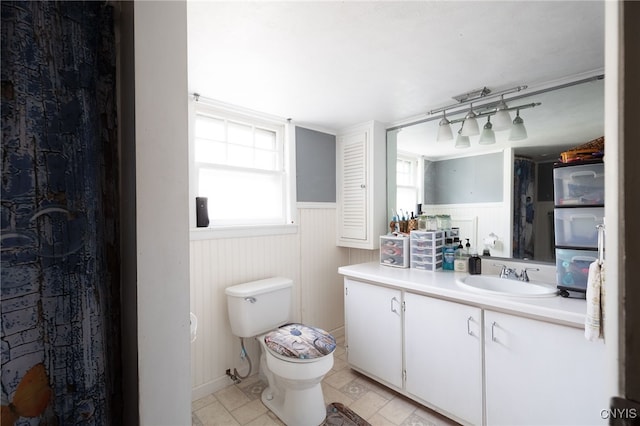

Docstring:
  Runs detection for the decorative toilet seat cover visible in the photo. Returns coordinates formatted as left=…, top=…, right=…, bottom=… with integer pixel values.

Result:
left=264, top=323, right=336, bottom=360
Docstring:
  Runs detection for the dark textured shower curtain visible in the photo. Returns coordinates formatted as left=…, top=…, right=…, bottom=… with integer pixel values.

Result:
left=1, top=2, right=121, bottom=424
left=513, top=158, right=536, bottom=259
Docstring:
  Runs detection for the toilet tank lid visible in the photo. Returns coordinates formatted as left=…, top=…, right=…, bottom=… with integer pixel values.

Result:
left=225, top=277, right=293, bottom=297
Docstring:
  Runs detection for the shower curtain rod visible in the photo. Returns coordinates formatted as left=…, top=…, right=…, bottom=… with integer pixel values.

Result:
left=191, top=92, right=291, bottom=123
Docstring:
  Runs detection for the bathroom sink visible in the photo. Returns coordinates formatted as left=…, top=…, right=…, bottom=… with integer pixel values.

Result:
left=457, top=275, right=559, bottom=298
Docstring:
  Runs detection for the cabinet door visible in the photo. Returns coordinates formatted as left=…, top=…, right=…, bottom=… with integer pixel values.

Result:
left=485, top=310, right=607, bottom=425
left=344, top=278, right=403, bottom=388
left=337, top=131, right=368, bottom=241
left=405, top=293, right=483, bottom=425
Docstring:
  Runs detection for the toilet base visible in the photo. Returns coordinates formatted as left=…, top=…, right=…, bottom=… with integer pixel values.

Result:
left=261, top=383, right=326, bottom=426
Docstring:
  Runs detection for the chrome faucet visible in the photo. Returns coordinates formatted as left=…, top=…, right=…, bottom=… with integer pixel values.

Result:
left=498, top=265, right=519, bottom=280
left=519, top=267, right=540, bottom=282
left=495, top=264, right=540, bottom=282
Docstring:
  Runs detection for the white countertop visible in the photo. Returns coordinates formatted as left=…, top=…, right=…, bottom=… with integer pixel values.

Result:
left=338, top=262, right=589, bottom=328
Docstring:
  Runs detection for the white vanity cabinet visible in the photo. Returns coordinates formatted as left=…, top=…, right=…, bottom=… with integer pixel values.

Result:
left=336, top=120, right=387, bottom=249
left=484, top=310, right=607, bottom=425
left=344, top=278, right=403, bottom=388
left=404, top=293, right=483, bottom=425
left=340, top=263, right=607, bottom=426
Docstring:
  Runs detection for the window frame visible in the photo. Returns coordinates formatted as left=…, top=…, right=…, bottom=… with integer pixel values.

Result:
left=189, top=99, right=297, bottom=239
left=395, top=153, right=422, bottom=214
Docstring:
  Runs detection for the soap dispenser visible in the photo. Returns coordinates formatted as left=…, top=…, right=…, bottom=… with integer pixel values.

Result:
left=454, top=238, right=468, bottom=272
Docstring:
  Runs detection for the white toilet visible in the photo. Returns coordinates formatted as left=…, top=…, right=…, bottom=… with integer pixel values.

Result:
left=225, top=277, right=336, bottom=426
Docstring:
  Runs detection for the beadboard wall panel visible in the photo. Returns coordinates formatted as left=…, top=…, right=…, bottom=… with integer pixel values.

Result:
left=421, top=203, right=511, bottom=257
left=346, top=247, right=380, bottom=265
left=299, top=208, right=348, bottom=332
left=190, top=233, right=301, bottom=399
left=190, top=206, right=379, bottom=400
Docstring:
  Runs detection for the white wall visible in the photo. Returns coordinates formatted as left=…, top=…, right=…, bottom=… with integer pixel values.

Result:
left=133, top=2, right=191, bottom=424
left=419, top=204, right=511, bottom=258
left=603, top=0, right=621, bottom=400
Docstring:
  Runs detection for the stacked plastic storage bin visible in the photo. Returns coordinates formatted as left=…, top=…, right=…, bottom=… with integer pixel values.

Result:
left=553, top=159, right=604, bottom=297
left=380, top=235, right=409, bottom=268
left=410, top=231, right=444, bottom=271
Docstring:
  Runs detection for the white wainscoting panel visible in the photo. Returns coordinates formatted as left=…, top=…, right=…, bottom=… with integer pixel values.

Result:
left=190, top=207, right=372, bottom=400
left=299, top=208, right=349, bottom=332
left=347, top=247, right=380, bottom=265
left=190, top=232, right=301, bottom=399
left=421, top=203, right=511, bottom=257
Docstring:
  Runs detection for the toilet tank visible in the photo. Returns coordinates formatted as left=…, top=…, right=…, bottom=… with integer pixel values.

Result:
left=225, top=277, right=293, bottom=338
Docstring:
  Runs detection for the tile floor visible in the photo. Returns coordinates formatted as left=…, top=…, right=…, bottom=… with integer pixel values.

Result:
left=192, top=336, right=460, bottom=426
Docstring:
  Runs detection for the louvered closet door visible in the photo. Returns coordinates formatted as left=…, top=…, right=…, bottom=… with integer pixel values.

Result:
left=339, top=131, right=368, bottom=241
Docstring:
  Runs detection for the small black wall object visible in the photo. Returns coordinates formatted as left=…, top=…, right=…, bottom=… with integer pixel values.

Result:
left=196, top=197, right=209, bottom=227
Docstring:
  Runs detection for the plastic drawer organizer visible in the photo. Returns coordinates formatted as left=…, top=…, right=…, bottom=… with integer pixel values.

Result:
left=555, top=248, right=599, bottom=292
left=554, top=207, right=604, bottom=248
left=410, top=230, right=444, bottom=271
left=553, top=160, right=604, bottom=297
left=553, top=161, right=604, bottom=206
left=380, top=235, right=409, bottom=268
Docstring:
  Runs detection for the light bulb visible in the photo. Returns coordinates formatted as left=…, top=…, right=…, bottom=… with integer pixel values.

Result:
left=455, top=129, right=470, bottom=148
left=436, top=114, right=453, bottom=141
left=478, top=117, right=496, bottom=145
left=493, top=97, right=512, bottom=131
left=460, top=104, right=479, bottom=136
left=509, top=110, right=528, bottom=141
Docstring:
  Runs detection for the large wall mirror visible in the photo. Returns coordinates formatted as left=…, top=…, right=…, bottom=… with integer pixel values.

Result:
left=387, top=76, right=604, bottom=262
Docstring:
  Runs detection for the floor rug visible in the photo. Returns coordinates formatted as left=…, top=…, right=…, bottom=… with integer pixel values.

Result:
left=323, top=402, right=371, bottom=426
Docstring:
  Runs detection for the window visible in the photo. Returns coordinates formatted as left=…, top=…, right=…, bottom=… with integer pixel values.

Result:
left=191, top=102, right=294, bottom=230
left=396, top=155, right=420, bottom=215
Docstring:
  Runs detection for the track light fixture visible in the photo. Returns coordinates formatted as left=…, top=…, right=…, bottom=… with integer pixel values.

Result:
left=428, top=85, right=540, bottom=148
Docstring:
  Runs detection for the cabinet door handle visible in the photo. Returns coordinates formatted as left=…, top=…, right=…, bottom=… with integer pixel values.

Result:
left=467, top=316, right=474, bottom=336
left=360, top=184, right=366, bottom=189
left=491, top=321, right=498, bottom=342
left=390, top=297, right=399, bottom=314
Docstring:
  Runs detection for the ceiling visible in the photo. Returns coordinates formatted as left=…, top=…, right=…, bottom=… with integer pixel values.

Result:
left=187, top=1, right=605, bottom=158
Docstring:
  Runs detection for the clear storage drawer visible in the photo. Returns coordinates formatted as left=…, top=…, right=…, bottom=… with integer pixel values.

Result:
left=553, top=162, right=604, bottom=206
left=555, top=248, right=598, bottom=290
left=554, top=207, right=604, bottom=248
left=380, top=235, right=409, bottom=268
left=409, top=230, right=444, bottom=271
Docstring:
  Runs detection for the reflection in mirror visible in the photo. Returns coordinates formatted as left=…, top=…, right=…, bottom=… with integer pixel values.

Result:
left=387, top=76, right=604, bottom=262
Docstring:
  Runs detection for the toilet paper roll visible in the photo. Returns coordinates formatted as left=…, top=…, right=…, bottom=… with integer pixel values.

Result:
left=483, top=233, right=498, bottom=248
left=190, top=312, right=198, bottom=343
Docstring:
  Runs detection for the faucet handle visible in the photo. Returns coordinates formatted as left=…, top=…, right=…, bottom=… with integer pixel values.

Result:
left=520, top=267, right=540, bottom=282
left=493, top=263, right=509, bottom=278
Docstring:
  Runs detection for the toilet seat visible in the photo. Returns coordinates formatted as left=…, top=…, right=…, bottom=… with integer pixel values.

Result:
left=263, top=323, right=336, bottom=363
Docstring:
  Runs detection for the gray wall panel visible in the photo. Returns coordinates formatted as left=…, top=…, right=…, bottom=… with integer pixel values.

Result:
left=424, top=152, right=503, bottom=204
left=296, top=127, right=336, bottom=202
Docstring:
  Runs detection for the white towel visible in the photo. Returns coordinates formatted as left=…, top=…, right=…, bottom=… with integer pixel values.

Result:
left=585, top=260, right=605, bottom=341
